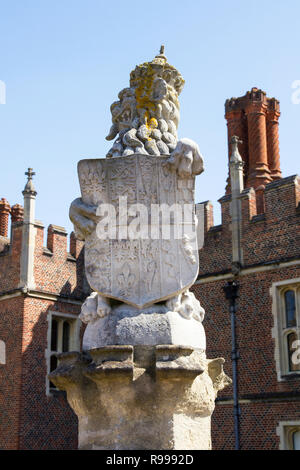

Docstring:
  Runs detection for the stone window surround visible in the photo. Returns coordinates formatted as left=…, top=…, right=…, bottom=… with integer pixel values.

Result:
left=271, top=278, right=300, bottom=382
left=0, top=339, right=5, bottom=365
left=45, top=310, right=80, bottom=396
left=276, top=421, right=300, bottom=450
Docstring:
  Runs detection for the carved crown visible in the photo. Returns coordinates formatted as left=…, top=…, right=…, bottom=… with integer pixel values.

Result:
left=129, top=46, right=185, bottom=96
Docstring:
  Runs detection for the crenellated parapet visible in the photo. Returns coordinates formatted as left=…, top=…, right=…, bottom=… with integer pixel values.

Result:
left=197, top=174, right=300, bottom=276
left=0, top=188, right=85, bottom=298
left=0, top=174, right=87, bottom=452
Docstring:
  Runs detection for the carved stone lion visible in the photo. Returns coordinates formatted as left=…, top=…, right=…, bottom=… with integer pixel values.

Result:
left=69, top=48, right=205, bottom=326
left=166, top=290, right=205, bottom=322
left=106, top=48, right=185, bottom=158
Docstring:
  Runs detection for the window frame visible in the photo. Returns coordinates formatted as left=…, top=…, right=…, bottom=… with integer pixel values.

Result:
left=277, top=421, right=300, bottom=450
left=271, top=278, right=300, bottom=381
left=45, top=310, right=80, bottom=396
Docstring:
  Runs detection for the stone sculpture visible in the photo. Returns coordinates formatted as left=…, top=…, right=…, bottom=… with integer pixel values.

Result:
left=50, top=47, right=230, bottom=450
left=105, top=46, right=183, bottom=158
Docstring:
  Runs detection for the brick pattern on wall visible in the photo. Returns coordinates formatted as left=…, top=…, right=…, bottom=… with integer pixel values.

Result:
left=0, top=297, right=24, bottom=449
left=0, top=209, right=87, bottom=450
left=212, top=401, right=300, bottom=450
left=33, top=225, right=85, bottom=298
left=18, top=298, right=80, bottom=450
left=192, top=171, right=300, bottom=449
left=0, top=136, right=299, bottom=449
left=198, top=175, right=300, bottom=277
left=0, top=224, right=22, bottom=292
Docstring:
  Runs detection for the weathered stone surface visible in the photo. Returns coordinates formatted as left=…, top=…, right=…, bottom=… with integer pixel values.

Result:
left=77, top=154, right=199, bottom=308
left=49, top=346, right=231, bottom=450
left=105, top=47, right=184, bottom=158
left=82, top=303, right=206, bottom=350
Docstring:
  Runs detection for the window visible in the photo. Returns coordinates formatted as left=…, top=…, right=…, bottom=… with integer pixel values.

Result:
left=272, top=280, right=300, bottom=380
left=0, top=340, right=5, bottom=365
left=293, top=430, right=300, bottom=450
left=62, top=321, right=70, bottom=352
left=277, top=422, right=300, bottom=450
left=46, top=312, right=80, bottom=395
left=285, top=290, right=296, bottom=327
left=287, top=332, right=299, bottom=372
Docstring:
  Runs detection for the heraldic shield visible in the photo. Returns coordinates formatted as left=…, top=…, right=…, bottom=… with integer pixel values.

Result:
left=78, top=154, right=199, bottom=308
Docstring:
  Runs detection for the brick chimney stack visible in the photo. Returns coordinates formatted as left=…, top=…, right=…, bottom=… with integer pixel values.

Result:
left=0, top=198, right=11, bottom=237
left=266, top=97, right=281, bottom=180
left=11, top=204, right=24, bottom=223
left=225, top=88, right=282, bottom=195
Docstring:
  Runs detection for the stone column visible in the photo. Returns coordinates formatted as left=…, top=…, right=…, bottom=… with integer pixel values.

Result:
left=245, top=97, right=271, bottom=189
left=50, top=345, right=231, bottom=450
left=229, top=136, right=244, bottom=273
left=266, top=99, right=281, bottom=181
left=225, top=107, right=248, bottom=194
left=0, top=198, right=11, bottom=237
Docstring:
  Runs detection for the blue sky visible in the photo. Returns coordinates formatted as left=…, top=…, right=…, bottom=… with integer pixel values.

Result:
left=0, top=0, right=299, bottom=236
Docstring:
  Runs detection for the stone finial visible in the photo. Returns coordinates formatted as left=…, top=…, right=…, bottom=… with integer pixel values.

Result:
left=20, top=169, right=36, bottom=289
left=23, top=168, right=37, bottom=196
left=155, top=44, right=167, bottom=62
left=230, top=136, right=243, bottom=164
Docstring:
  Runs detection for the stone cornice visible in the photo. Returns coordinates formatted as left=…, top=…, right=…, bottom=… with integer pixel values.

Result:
left=0, top=287, right=85, bottom=304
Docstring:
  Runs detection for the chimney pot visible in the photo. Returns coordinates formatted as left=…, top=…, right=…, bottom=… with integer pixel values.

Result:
left=11, top=204, right=24, bottom=223
left=0, top=198, right=11, bottom=237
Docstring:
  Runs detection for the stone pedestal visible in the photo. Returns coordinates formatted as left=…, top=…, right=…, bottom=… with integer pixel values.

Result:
left=82, top=302, right=206, bottom=351
left=49, top=345, right=230, bottom=450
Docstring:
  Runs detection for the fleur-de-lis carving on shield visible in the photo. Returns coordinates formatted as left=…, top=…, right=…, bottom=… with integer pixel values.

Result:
left=117, top=263, right=136, bottom=296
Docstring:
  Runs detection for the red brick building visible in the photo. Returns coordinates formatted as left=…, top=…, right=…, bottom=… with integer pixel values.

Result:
left=192, top=88, right=300, bottom=450
left=0, top=88, right=299, bottom=450
left=0, top=172, right=88, bottom=449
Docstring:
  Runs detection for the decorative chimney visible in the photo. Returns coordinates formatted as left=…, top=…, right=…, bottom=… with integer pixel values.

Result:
left=266, top=97, right=281, bottom=180
left=11, top=204, right=24, bottom=223
left=0, top=198, right=11, bottom=237
left=225, top=88, right=282, bottom=195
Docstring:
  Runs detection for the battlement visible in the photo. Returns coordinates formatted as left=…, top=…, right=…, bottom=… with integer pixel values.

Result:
left=2, top=171, right=298, bottom=288
left=0, top=180, right=86, bottom=451
left=0, top=205, right=82, bottom=260
left=198, top=174, right=300, bottom=276
left=0, top=197, right=85, bottom=297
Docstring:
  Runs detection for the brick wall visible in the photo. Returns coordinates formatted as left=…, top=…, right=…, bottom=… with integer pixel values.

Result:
left=0, top=296, right=24, bottom=449
left=0, top=206, right=87, bottom=450
left=192, top=172, right=300, bottom=449
left=0, top=154, right=299, bottom=450
left=0, top=224, right=22, bottom=292
left=33, top=224, right=85, bottom=298
left=212, top=401, right=300, bottom=450
left=18, top=298, right=80, bottom=450
left=197, top=175, right=300, bottom=278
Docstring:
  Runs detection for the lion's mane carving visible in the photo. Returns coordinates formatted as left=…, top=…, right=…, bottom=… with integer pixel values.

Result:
left=106, top=48, right=185, bottom=158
